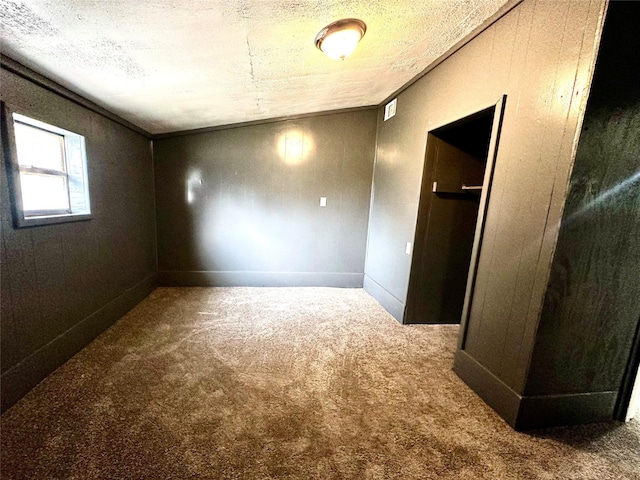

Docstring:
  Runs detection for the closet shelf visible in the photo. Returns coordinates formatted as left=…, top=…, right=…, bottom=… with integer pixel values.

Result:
left=432, top=181, right=483, bottom=195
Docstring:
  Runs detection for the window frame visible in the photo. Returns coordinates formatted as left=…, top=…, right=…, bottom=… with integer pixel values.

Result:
left=1, top=102, right=92, bottom=228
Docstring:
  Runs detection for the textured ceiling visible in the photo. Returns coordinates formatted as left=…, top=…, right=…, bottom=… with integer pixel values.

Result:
left=1, top=0, right=510, bottom=134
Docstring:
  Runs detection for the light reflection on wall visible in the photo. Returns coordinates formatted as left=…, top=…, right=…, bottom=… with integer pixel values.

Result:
left=196, top=200, right=293, bottom=271
left=186, top=169, right=203, bottom=205
left=564, top=170, right=640, bottom=225
left=277, top=129, right=314, bottom=165
left=376, top=144, right=399, bottom=165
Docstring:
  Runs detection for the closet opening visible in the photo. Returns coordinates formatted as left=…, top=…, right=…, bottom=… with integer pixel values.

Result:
left=405, top=103, right=501, bottom=324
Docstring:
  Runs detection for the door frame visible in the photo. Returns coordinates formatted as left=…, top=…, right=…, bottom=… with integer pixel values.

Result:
left=404, top=95, right=507, bottom=326
left=458, top=95, right=507, bottom=348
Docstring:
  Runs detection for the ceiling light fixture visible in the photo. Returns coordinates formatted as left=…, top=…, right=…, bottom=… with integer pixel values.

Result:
left=315, top=18, right=367, bottom=61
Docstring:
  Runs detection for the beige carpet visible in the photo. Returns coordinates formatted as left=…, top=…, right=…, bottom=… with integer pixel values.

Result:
left=1, top=287, right=639, bottom=479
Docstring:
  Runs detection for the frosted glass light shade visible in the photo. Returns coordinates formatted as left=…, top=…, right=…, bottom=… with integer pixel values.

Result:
left=315, top=19, right=366, bottom=60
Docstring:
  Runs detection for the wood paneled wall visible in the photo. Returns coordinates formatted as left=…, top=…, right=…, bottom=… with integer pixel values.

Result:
left=0, top=68, right=158, bottom=411
left=364, top=0, right=606, bottom=404
left=523, top=0, right=640, bottom=415
left=154, top=110, right=377, bottom=287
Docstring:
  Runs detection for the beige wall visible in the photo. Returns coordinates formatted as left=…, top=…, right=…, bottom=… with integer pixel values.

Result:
left=364, top=0, right=606, bottom=393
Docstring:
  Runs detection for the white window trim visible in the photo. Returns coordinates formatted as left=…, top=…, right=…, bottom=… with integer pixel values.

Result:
left=2, top=102, right=92, bottom=228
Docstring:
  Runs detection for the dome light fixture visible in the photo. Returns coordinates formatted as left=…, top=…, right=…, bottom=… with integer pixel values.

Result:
left=315, top=18, right=367, bottom=60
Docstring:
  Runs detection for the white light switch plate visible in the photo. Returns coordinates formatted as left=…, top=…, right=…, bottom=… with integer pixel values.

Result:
left=320, top=197, right=327, bottom=207
left=405, top=242, right=412, bottom=255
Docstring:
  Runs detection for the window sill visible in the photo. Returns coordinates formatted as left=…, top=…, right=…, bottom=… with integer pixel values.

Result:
left=15, top=213, right=93, bottom=228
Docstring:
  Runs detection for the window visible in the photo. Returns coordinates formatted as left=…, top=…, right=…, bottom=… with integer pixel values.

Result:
left=2, top=105, right=91, bottom=227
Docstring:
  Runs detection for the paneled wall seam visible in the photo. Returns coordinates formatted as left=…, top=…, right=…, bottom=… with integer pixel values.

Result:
left=150, top=139, right=159, bottom=273
left=363, top=107, right=383, bottom=279
left=461, top=2, right=532, bottom=360
left=513, top=0, right=609, bottom=394
left=499, top=0, right=576, bottom=388
left=469, top=0, right=540, bottom=377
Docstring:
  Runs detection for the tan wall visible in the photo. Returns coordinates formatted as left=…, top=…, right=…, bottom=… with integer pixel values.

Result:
left=364, top=0, right=606, bottom=393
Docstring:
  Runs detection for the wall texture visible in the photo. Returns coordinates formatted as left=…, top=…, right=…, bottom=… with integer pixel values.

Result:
left=364, top=0, right=606, bottom=425
left=522, top=0, right=640, bottom=419
left=0, top=68, right=158, bottom=411
left=154, top=109, right=377, bottom=287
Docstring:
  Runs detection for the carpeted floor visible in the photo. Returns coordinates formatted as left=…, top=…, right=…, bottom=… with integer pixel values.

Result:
left=1, top=287, right=639, bottom=479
